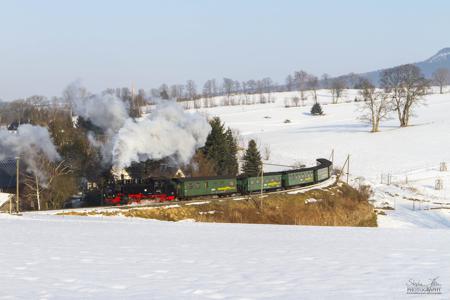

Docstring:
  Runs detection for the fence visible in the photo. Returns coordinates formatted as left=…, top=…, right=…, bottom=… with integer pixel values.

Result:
left=380, top=162, right=448, bottom=188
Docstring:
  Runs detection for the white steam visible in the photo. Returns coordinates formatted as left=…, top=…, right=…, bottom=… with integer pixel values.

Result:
left=0, top=124, right=60, bottom=180
left=112, top=101, right=210, bottom=169
left=67, top=82, right=211, bottom=171
left=72, top=94, right=129, bottom=133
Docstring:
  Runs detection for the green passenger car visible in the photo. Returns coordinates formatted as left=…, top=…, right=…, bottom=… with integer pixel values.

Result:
left=237, top=172, right=283, bottom=194
left=282, top=169, right=315, bottom=187
left=315, top=158, right=332, bottom=182
left=316, top=167, right=330, bottom=182
left=175, top=176, right=237, bottom=198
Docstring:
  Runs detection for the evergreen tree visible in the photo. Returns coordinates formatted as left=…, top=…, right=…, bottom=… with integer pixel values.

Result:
left=202, top=117, right=238, bottom=176
left=242, top=139, right=262, bottom=176
left=160, top=89, right=169, bottom=100
left=311, top=102, right=323, bottom=115
left=224, top=128, right=239, bottom=175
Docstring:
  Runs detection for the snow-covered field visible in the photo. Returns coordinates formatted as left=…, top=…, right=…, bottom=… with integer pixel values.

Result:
left=0, top=213, right=449, bottom=299
left=195, top=88, right=450, bottom=228
left=2, top=88, right=450, bottom=298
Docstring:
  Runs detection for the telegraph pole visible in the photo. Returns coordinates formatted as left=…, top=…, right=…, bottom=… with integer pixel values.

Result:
left=15, top=156, right=20, bottom=214
left=347, top=154, right=350, bottom=184
left=338, top=154, right=351, bottom=183
left=260, top=164, right=264, bottom=208
left=36, top=174, right=41, bottom=211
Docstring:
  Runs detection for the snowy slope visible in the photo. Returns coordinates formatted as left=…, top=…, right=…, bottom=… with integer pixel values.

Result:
left=0, top=213, right=449, bottom=299
left=193, top=88, right=450, bottom=228
left=197, top=89, right=449, bottom=177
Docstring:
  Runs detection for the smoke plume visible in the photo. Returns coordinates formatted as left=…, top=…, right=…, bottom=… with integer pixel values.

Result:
left=67, top=82, right=211, bottom=172
left=0, top=124, right=60, bottom=180
left=72, top=93, right=129, bottom=133
left=112, top=101, right=210, bottom=169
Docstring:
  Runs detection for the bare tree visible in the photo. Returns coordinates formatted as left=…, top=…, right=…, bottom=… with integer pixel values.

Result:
left=346, top=72, right=361, bottom=89
left=285, top=74, right=294, bottom=91
left=203, top=80, right=215, bottom=107
left=358, top=80, right=390, bottom=132
left=380, top=64, right=429, bottom=127
left=307, top=75, right=319, bottom=103
left=222, top=78, right=234, bottom=105
left=263, top=144, right=271, bottom=160
left=186, top=80, right=197, bottom=100
left=261, top=77, right=273, bottom=103
left=211, top=79, right=218, bottom=97
left=330, top=78, right=346, bottom=104
left=170, top=84, right=184, bottom=100
left=246, top=80, right=257, bottom=94
left=294, top=70, right=309, bottom=101
left=232, top=80, right=241, bottom=105
left=432, top=68, right=450, bottom=94
left=193, top=98, right=202, bottom=109
left=242, top=81, right=251, bottom=105
left=203, top=80, right=213, bottom=98
left=23, top=158, right=74, bottom=210
left=321, top=73, right=330, bottom=89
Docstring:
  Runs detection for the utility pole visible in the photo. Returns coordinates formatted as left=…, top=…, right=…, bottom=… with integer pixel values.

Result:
left=15, top=156, right=19, bottom=214
left=9, top=186, right=12, bottom=214
left=330, top=149, right=334, bottom=166
left=347, top=154, right=350, bottom=184
left=339, top=154, right=351, bottom=183
left=35, top=174, right=41, bottom=211
left=260, top=164, right=264, bottom=209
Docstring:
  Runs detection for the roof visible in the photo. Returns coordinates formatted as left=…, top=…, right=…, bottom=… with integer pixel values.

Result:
left=282, top=158, right=332, bottom=174
left=174, top=175, right=237, bottom=182
left=237, top=171, right=283, bottom=179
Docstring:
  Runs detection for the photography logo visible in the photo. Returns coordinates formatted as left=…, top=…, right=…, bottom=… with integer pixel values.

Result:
left=406, top=277, right=442, bottom=295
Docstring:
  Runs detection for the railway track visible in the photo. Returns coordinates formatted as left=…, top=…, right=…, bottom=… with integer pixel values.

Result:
left=35, top=176, right=337, bottom=215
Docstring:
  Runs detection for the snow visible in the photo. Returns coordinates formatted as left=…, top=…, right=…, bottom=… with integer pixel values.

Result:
left=2, top=88, right=450, bottom=298
left=0, top=213, right=449, bottom=299
left=193, top=88, right=450, bottom=229
left=196, top=89, right=449, bottom=177
left=427, top=48, right=450, bottom=63
left=0, top=192, right=11, bottom=207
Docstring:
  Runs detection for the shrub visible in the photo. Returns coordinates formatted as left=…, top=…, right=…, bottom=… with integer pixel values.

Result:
left=63, top=183, right=377, bottom=227
left=311, top=103, right=323, bottom=115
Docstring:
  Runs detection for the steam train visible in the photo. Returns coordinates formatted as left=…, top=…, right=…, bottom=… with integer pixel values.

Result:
left=99, top=158, right=332, bottom=205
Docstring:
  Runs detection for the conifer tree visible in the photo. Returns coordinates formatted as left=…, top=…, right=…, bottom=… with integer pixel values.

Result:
left=202, top=117, right=238, bottom=176
left=160, top=89, right=169, bottom=100
left=311, top=102, right=323, bottom=115
left=224, top=128, right=239, bottom=175
left=242, top=139, right=262, bottom=176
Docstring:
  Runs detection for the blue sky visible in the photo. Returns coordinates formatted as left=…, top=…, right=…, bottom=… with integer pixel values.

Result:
left=1, top=0, right=449, bottom=100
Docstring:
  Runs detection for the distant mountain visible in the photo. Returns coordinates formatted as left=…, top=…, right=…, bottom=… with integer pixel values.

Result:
left=360, top=48, right=450, bottom=85
left=416, top=47, right=450, bottom=76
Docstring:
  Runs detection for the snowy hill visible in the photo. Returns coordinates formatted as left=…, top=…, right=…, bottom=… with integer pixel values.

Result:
left=193, top=88, right=450, bottom=228
left=361, top=47, right=450, bottom=84
left=424, top=47, right=450, bottom=64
